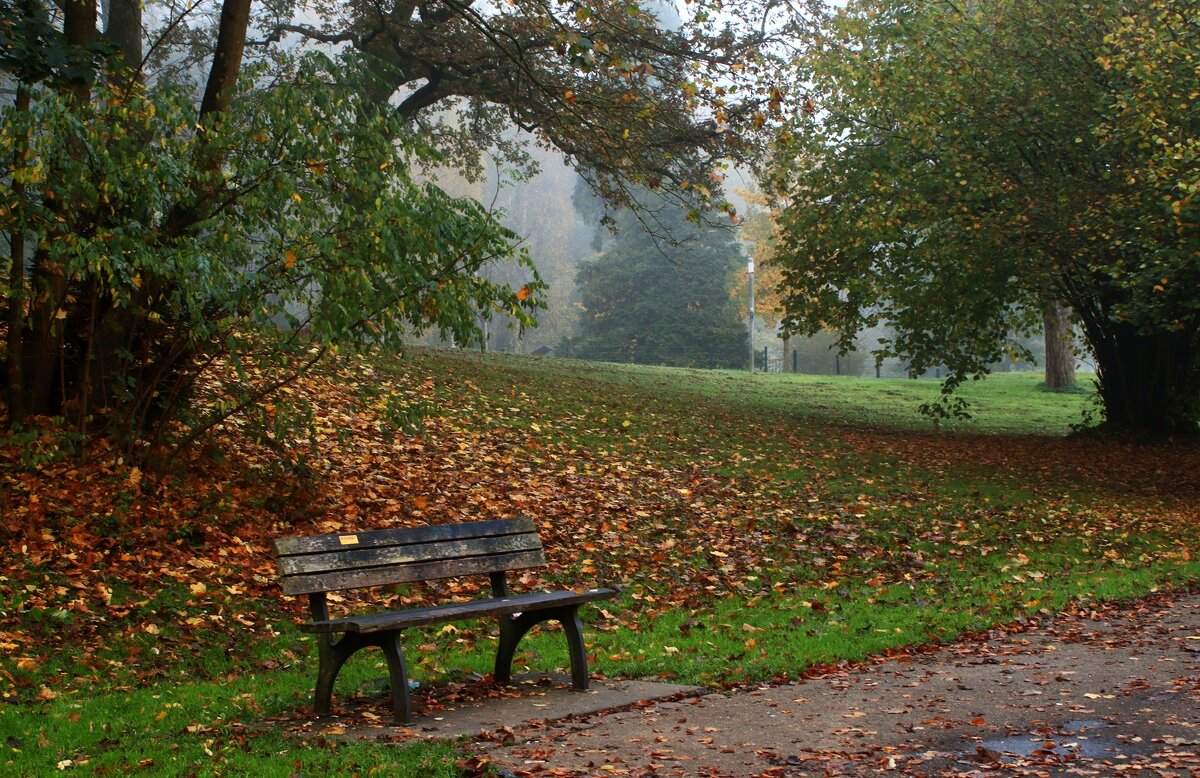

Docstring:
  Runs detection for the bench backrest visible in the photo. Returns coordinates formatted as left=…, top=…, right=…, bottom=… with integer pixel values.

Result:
left=273, top=517, right=546, bottom=596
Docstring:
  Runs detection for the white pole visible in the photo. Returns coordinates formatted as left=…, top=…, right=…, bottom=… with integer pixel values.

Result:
left=747, top=258, right=755, bottom=372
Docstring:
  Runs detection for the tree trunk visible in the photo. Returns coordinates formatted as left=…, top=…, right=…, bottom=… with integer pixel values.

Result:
left=5, top=83, right=31, bottom=426
left=20, top=0, right=97, bottom=416
left=781, top=335, right=792, bottom=373
left=87, top=0, right=254, bottom=440
left=1085, top=319, right=1200, bottom=436
left=163, top=0, right=252, bottom=235
left=68, top=0, right=147, bottom=423
left=105, top=0, right=143, bottom=83
left=199, top=0, right=252, bottom=121
left=1043, top=300, right=1075, bottom=389
left=63, top=0, right=97, bottom=101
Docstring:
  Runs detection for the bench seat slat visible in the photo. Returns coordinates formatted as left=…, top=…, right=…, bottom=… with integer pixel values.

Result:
left=280, top=548, right=548, bottom=595
left=273, top=517, right=536, bottom=557
left=278, top=533, right=543, bottom=576
left=300, top=588, right=618, bottom=634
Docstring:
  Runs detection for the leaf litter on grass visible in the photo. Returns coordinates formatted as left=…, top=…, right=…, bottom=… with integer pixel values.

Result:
left=1, top=348, right=1198, bottom=709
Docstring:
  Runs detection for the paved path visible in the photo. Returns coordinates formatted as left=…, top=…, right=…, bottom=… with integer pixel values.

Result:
left=472, top=593, right=1200, bottom=776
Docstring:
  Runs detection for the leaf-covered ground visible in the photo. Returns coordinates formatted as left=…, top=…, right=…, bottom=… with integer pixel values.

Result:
left=1, top=348, right=1197, bottom=773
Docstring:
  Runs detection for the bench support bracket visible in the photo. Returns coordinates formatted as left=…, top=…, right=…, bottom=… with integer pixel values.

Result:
left=309, top=593, right=414, bottom=724
left=494, top=604, right=589, bottom=690
left=314, top=629, right=413, bottom=724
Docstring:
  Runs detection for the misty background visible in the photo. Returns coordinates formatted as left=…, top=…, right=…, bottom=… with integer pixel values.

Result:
left=414, top=142, right=1085, bottom=379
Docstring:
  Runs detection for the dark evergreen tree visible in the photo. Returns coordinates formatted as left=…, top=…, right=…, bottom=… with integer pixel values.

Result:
left=565, top=209, right=748, bottom=369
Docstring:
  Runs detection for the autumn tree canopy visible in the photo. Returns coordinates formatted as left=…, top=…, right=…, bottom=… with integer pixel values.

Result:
left=1, top=0, right=796, bottom=458
left=768, top=0, right=1200, bottom=434
left=258, top=0, right=801, bottom=212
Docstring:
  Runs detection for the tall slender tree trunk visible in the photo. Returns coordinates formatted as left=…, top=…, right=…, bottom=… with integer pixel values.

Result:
left=21, top=0, right=97, bottom=416
left=164, top=0, right=252, bottom=232
left=75, top=0, right=147, bottom=421
left=199, top=0, right=252, bottom=121
left=63, top=0, right=97, bottom=101
left=105, top=0, right=143, bottom=83
left=5, top=83, right=31, bottom=426
left=1043, top=300, right=1075, bottom=389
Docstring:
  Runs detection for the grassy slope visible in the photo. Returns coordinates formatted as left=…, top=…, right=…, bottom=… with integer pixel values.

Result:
left=521, top=357, right=1096, bottom=434
left=2, top=349, right=1197, bottom=775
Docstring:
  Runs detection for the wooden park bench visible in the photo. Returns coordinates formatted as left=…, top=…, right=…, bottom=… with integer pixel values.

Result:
left=273, top=517, right=616, bottom=723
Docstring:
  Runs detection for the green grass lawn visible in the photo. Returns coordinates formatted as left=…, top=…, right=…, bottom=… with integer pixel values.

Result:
left=477, top=354, right=1097, bottom=435
left=3, top=349, right=1196, bottom=775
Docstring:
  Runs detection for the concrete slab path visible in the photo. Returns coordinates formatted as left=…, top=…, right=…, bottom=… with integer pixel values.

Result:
left=470, top=593, right=1200, bottom=776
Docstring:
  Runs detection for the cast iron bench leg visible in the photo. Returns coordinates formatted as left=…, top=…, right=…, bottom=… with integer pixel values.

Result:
left=494, top=605, right=590, bottom=690
left=494, top=612, right=534, bottom=686
left=314, top=631, right=412, bottom=723
left=378, top=631, right=413, bottom=724
left=560, top=605, right=590, bottom=690
left=315, top=632, right=371, bottom=716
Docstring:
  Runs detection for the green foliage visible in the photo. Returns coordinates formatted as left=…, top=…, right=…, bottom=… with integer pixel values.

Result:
left=563, top=205, right=748, bottom=368
left=1095, top=2, right=1200, bottom=331
left=0, top=423, right=79, bottom=470
left=0, top=0, right=103, bottom=86
left=769, top=0, right=1200, bottom=434
left=1, top=51, right=541, bottom=453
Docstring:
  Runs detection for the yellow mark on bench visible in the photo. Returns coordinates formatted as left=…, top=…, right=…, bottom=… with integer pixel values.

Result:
left=339, top=535, right=359, bottom=546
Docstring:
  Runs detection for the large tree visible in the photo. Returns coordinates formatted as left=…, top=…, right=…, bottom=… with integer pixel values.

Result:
left=1, top=2, right=538, bottom=455
left=768, top=0, right=1200, bottom=434
left=254, top=0, right=800, bottom=212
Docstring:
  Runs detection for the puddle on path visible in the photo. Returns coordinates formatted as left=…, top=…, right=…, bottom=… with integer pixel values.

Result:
left=974, top=720, right=1128, bottom=760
